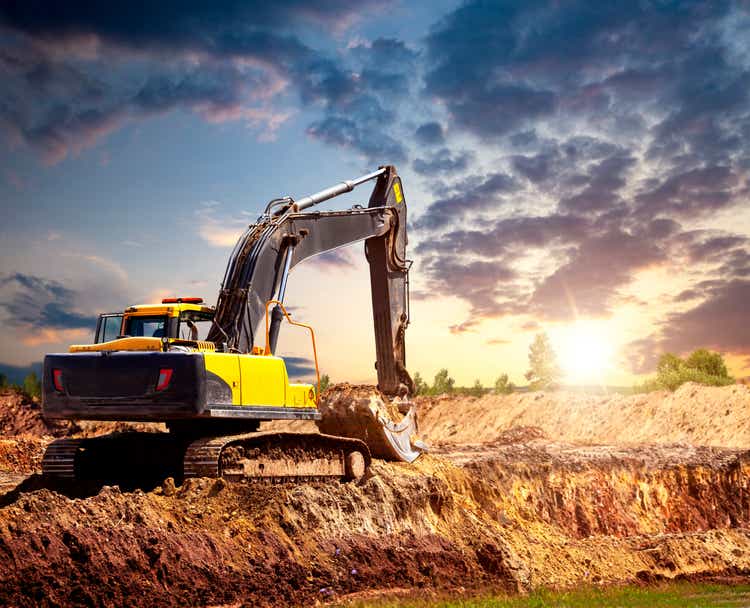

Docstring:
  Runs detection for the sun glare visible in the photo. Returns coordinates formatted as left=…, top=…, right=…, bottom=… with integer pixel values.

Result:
left=554, top=321, right=615, bottom=385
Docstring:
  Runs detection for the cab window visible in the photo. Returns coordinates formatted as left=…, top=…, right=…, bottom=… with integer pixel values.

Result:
left=125, top=316, right=167, bottom=338
left=95, top=314, right=123, bottom=343
left=101, top=315, right=122, bottom=342
left=178, top=311, right=213, bottom=341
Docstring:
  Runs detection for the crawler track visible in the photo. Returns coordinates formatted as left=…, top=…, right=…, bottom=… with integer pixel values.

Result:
left=184, top=431, right=370, bottom=482
left=40, top=438, right=80, bottom=479
left=41, top=431, right=371, bottom=485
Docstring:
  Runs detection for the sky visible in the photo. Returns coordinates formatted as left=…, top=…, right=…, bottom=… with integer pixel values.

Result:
left=0, top=0, right=749, bottom=387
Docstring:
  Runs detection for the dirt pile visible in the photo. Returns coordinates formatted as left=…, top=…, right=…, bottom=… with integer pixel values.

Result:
left=0, top=389, right=74, bottom=438
left=0, top=388, right=165, bottom=442
left=417, top=382, right=750, bottom=448
left=0, top=438, right=46, bottom=473
left=0, top=383, right=749, bottom=605
left=0, top=435, right=749, bottom=605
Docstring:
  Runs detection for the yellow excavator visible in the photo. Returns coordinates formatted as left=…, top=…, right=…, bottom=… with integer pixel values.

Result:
left=41, top=165, right=424, bottom=484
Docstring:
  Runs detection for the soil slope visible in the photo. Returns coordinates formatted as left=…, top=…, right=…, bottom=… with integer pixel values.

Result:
left=0, top=384, right=748, bottom=606
left=417, top=382, right=750, bottom=448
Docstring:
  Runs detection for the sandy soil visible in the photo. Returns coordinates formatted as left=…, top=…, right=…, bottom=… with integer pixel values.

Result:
left=0, top=384, right=748, bottom=606
left=416, top=382, right=750, bottom=448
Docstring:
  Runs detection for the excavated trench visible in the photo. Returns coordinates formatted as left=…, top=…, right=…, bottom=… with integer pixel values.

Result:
left=0, top=385, right=748, bottom=606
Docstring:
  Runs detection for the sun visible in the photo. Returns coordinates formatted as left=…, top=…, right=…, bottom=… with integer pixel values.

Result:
left=554, top=321, right=615, bottom=385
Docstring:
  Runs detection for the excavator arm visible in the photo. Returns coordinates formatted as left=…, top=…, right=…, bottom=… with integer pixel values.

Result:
left=207, top=165, right=414, bottom=396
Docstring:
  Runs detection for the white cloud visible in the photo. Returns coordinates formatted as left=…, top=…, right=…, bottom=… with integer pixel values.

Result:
left=195, top=201, right=254, bottom=248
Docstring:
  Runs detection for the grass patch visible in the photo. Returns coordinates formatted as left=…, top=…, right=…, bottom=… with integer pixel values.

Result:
left=338, top=581, right=750, bottom=608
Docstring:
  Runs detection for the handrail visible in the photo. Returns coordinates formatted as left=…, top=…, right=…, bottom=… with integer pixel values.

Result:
left=263, top=299, right=321, bottom=404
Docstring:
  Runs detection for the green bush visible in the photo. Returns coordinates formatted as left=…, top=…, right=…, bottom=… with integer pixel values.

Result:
left=23, top=372, right=41, bottom=399
left=494, top=373, right=515, bottom=394
left=636, top=350, right=734, bottom=392
left=430, top=368, right=455, bottom=395
left=468, top=379, right=484, bottom=397
left=412, top=372, right=429, bottom=396
left=319, top=373, right=330, bottom=392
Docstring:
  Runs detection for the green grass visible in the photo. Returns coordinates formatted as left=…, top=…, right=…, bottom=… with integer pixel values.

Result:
left=338, top=582, right=750, bottom=608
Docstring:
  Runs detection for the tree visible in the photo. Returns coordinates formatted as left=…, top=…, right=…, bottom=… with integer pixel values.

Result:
left=525, top=332, right=562, bottom=391
left=657, top=353, right=683, bottom=375
left=494, top=373, right=515, bottom=395
left=685, top=349, right=729, bottom=378
left=412, top=372, right=429, bottom=396
left=319, top=374, right=330, bottom=393
left=469, top=379, right=484, bottom=397
left=638, top=349, right=734, bottom=392
left=431, top=368, right=455, bottom=395
left=23, top=372, right=41, bottom=399
left=0, top=373, right=7, bottom=389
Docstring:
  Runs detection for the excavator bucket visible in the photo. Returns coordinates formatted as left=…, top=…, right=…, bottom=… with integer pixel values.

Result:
left=316, top=385, right=427, bottom=463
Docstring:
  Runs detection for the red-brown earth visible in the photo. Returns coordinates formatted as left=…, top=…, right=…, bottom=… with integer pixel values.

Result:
left=0, top=384, right=748, bottom=606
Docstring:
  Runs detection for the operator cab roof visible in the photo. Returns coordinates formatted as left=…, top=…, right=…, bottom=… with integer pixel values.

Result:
left=125, top=299, right=215, bottom=316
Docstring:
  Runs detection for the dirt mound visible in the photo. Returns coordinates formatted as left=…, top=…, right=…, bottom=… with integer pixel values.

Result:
left=0, top=389, right=75, bottom=438
left=1, top=440, right=749, bottom=606
left=0, top=388, right=166, bottom=442
left=0, top=438, right=46, bottom=473
left=491, top=426, right=547, bottom=445
left=417, top=383, right=750, bottom=448
left=1, top=382, right=748, bottom=605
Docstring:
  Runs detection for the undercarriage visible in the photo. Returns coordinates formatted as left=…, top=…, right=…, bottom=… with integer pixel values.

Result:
left=41, top=430, right=371, bottom=485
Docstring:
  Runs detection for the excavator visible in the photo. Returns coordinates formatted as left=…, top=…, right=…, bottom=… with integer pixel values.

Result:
left=41, top=165, right=424, bottom=484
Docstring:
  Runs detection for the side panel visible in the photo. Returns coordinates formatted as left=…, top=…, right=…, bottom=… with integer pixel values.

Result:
left=288, top=383, right=315, bottom=407
left=239, top=355, right=287, bottom=407
left=203, top=352, right=241, bottom=405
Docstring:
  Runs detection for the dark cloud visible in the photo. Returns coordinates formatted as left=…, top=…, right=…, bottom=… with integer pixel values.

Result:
left=413, top=171, right=519, bottom=231
left=423, top=0, right=748, bottom=174
left=633, top=166, right=743, bottom=219
left=627, top=279, right=750, bottom=373
left=412, top=148, right=473, bottom=176
left=719, top=249, right=750, bottom=278
left=0, top=1, right=407, bottom=162
left=414, top=122, right=444, bottom=146
left=680, top=232, right=748, bottom=264
left=558, top=153, right=636, bottom=214
left=413, top=0, right=750, bottom=361
left=307, top=114, right=407, bottom=164
left=416, top=214, right=589, bottom=259
left=529, top=230, right=665, bottom=321
left=0, top=2, right=382, bottom=49
left=304, top=38, right=418, bottom=164
left=0, top=273, right=95, bottom=330
left=419, top=256, right=523, bottom=320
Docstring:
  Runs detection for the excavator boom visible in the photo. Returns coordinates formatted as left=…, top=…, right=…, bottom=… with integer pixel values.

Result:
left=209, top=165, right=414, bottom=395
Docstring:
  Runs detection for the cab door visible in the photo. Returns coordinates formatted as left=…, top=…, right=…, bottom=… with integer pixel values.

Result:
left=94, top=313, right=123, bottom=344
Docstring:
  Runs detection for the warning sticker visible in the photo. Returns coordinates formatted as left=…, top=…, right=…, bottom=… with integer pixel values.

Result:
left=393, top=181, right=403, bottom=204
